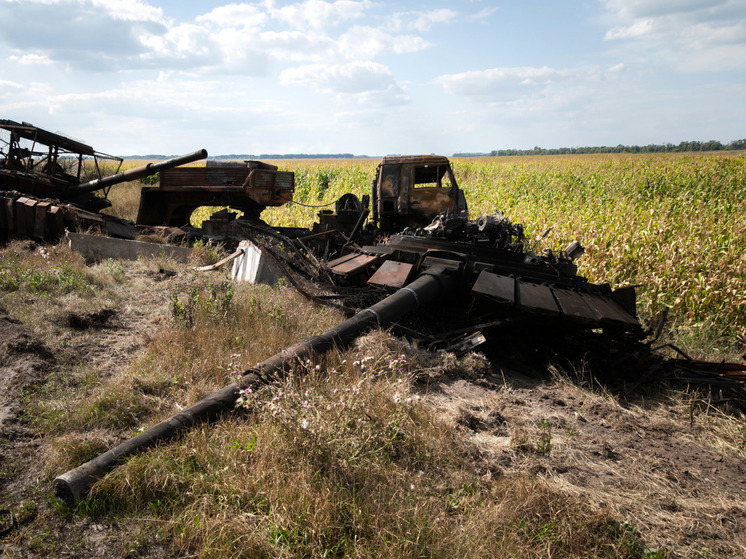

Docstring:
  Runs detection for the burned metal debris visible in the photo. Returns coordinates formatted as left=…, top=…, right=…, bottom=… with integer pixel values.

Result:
left=51, top=152, right=654, bottom=506
left=0, top=118, right=207, bottom=241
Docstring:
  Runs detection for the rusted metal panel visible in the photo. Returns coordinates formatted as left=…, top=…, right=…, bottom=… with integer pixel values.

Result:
left=15, top=197, right=37, bottom=238
left=551, top=287, right=600, bottom=325
left=0, top=194, right=11, bottom=233
left=4, top=196, right=15, bottom=234
left=408, top=188, right=456, bottom=220
left=471, top=270, right=515, bottom=304
left=326, top=252, right=359, bottom=268
left=0, top=118, right=95, bottom=155
left=245, top=170, right=295, bottom=206
left=46, top=205, right=64, bottom=240
left=138, top=164, right=294, bottom=227
left=516, top=281, right=560, bottom=315
left=34, top=201, right=51, bottom=240
left=577, top=292, right=639, bottom=327
left=328, top=253, right=380, bottom=277
left=380, top=155, right=451, bottom=166
left=160, top=167, right=249, bottom=189
left=595, top=295, right=640, bottom=327
left=367, top=260, right=413, bottom=288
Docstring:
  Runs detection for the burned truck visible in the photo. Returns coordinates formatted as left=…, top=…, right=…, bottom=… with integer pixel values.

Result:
left=164, top=154, right=639, bottom=342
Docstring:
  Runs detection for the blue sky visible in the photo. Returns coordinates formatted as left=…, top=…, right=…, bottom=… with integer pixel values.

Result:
left=1, top=0, right=744, bottom=156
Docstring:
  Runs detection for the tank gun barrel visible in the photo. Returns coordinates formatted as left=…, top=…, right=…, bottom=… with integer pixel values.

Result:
left=52, top=262, right=458, bottom=506
left=73, top=149, right=208, bottom=194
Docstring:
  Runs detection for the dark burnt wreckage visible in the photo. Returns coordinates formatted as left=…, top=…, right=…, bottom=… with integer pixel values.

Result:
left=0, top=118, right=207, bottom=241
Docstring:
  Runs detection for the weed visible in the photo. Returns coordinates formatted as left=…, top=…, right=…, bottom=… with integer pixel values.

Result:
left=27, top=530, right=57, bottom=554
left=537, top=419, right=553, bottom=455
left=15, top=500, right=37, bottom=524
left=190, top=239, right=224, bottom=266
left=170, top=281, right=234, bottom=327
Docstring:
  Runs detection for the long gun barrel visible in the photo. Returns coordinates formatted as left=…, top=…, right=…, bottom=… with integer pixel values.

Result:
left=72, top=149, right=208, bottom=194
left=52, top=262, right=458, bottom=506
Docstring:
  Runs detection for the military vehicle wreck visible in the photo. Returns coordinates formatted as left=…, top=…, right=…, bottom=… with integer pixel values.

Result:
left=4, top=120, right=736, bottom=505
left=0, top=118, right=207, bottom=241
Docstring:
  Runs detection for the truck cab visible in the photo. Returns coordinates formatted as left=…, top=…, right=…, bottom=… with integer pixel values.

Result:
left=371, top=155, right=467, bottom=233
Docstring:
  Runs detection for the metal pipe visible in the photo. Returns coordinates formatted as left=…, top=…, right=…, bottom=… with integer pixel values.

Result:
left=53, top=264, right=458, bottom=506
left=72, top=149, right=208, bottom=194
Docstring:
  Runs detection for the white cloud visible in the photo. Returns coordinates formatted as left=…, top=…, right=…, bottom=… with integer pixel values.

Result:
left=280, top=61, right=409, bottom=106
left=602, top=0, right=746, bottom=70
left=468, top=7, right=498, bottom=22
left=387, top=9, right=458, bottom=32
left=435, top=64, right=632, bottom=128
left=437, top=66, right=575, bottom=101
left=280, top=61, right=390, bottom=93
left=264, top=0, right=369, bottom=30
left=90, top=0, right=163, bottom=22
left=141, top=24, right=216, bottom=61
left=0, top=0, right=168, bottom=70
left=10, top=54, right=53, bottom=65
left=0, top=80, right=25, bottom=98
left=259, top=30, right=335, bottom=62
left=605, top=19, right=655, bottom=40
left=603, top=0, right=727, bottom=19
left=338, top=26, right=431, bottom=60
left=0, top=0, right=443, bottom=76
left=196, top=4, right=267, bottom=29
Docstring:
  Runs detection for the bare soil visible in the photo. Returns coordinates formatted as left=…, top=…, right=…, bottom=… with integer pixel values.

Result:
left=1, top=265, right=745, bottom=557
left=426, top=371, right=746, bottom=557
left=0, top=267, right=172, bottom=557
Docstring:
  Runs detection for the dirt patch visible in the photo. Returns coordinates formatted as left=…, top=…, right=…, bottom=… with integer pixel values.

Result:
left=424, top=370, right=746, bottom=557
left=0, top=310, right=53, bottom=433
left=0, top=309, right=53, bottom=520
left=0, top=266, right=171, bottom=557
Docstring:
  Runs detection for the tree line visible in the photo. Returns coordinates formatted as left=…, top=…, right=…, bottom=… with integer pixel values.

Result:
left=482, top=139, right=746, bottom=157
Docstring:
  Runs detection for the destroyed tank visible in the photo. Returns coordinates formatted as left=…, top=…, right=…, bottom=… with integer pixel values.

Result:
left=0, top=118, right=207, bottom=241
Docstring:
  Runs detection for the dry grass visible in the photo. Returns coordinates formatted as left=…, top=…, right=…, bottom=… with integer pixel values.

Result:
left=1, top=249, right=656, bottom=556
left=3, top=151, right=745, bottom=557
left=81, top=332, right=653, bottom=558
left=101, top=180, right=143, bottom=222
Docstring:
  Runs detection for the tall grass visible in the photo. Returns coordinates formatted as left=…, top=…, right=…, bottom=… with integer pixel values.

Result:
left=78, top=298, right=654, bottom=558
left=453, top=154, right=745, bottom=355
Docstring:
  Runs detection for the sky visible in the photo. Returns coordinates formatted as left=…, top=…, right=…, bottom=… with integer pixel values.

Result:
left=0, top=0, right=744, bottom=156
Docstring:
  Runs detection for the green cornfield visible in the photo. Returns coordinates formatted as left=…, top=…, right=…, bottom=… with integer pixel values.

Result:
left=207, top=153, right=745, bottom=357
